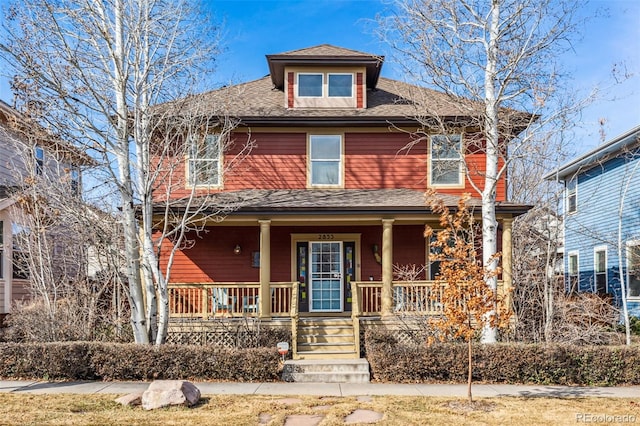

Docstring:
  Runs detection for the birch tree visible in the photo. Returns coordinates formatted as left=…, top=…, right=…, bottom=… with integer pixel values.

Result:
left=1, top=0, right=247, bottom=344
left=379, top=0, right=583, bottom=342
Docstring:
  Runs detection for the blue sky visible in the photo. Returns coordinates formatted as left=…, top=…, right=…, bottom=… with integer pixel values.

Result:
left=1, top=0, right=638, bottom=155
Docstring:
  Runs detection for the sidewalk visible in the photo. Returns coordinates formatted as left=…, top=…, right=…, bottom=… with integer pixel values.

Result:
left=0, top=380, right=638, bottom=398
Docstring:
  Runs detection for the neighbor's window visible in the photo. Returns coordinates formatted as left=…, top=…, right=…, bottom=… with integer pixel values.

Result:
left=568, top=251, right=579, bottom=293
left=328, top=74, right=352, bottom=97
left=627, top=242, right=640, bottom=298
left=69, top=167, right=80, bottom=196
left=188, top=134, right=221, bottom=187
left=594, top=247, right=607, bottom=295
left=566, top=178, right=577, bottom=214
left=298, top=74, right=323, bottom=97
left=35, top=146, right=44, bottom=175
left=309, top=135, right=342, bottom=186
left=430, top=134, right=462, bottom=186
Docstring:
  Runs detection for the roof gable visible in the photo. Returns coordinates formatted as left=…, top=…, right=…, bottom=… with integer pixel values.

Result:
left=544, top=125, right=640, bottom=181
left=266, top=44, right=384, bottom=90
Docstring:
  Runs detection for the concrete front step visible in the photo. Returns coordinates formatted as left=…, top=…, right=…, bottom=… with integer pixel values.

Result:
left=282, top=358, right=370, bottom=383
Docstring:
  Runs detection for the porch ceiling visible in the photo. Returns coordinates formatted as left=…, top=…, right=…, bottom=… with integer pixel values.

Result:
left=157, top=189, right=531, bottom=217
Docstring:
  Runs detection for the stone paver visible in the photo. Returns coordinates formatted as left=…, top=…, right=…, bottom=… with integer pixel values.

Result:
left=345, top=409, right=384, bottom=424
left=284, top=414, right=325, bottom=426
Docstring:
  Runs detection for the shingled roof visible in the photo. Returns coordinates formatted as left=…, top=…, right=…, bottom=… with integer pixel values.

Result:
left=159, top=189, right=531, bottom=217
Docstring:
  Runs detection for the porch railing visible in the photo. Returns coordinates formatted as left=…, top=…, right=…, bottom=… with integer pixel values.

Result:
left=168, top=282, right=296, bottom=319
left=352, top=280, right=506, bottom=316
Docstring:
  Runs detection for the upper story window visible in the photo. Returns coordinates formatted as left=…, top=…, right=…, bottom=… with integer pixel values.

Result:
left=309, top=134, right=342, bottom=187
left=566, top=177, right=577, bottom=214
left=35, top=146, right=44, bottom=175
left=628, top=241, right=640, bottom=298
left=328, top=74, right=353, bottom=97
left=429, top=134, right=463, bottom=186
left=298, top=74, right=323, bottom=97
left=188, top=134, right=221, bottom=187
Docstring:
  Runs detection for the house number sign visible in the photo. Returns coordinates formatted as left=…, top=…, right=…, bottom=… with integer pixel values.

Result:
left=318, top=234, right=335, bottom=240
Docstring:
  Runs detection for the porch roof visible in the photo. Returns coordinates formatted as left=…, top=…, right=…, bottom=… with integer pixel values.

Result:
left=160, top=189, right=531, bottom=217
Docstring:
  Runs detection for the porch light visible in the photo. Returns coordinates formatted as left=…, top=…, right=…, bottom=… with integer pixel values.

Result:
left=372, top=244, right=381, bottom=264
left=233, top=244, right=242, bottom=255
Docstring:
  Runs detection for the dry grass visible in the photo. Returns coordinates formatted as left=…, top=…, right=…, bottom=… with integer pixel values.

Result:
left=0, top=393, right=637, bottom=425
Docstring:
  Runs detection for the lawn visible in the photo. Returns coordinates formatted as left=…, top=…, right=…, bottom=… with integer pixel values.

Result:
left=0, top=394, right=637, bottom=425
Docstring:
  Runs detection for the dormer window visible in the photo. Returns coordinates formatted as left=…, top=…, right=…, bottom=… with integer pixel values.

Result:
left=298, top=74, right=323, bottom=97
left=328, top=74, right=352, bottom=97
left=297, top=73, right=353, bottom=99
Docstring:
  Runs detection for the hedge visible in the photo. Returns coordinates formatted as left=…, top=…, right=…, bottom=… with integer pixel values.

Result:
left=0, top=342, right=280, bottom=382
left=365, top=328, right=640, bottom=386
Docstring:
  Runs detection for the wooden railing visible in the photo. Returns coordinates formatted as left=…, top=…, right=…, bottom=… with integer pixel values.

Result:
left=353, top=280, right=505, bottom=316
left=168, top=282, right=296, bottom=319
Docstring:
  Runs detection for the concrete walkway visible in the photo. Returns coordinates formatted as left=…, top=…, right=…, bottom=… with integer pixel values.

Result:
left=0, top=380, right=638, bottom=398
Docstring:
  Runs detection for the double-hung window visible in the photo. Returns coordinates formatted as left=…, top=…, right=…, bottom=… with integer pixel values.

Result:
left=309, top=135, right=342, bottom=187
left=430, top=134, right=462, bottom=186
left=566, top=178, right=577, bottom=214
left=594, top=246, right=607, bottom=294
left=188, top=134, right=221, bottom=187
left=568, top=251, right=579, bottom=293
left=628, top=241, right=640, bottom=298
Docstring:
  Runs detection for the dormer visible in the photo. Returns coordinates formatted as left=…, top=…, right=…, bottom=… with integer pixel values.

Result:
left=266, top=44, right=383, bottom=110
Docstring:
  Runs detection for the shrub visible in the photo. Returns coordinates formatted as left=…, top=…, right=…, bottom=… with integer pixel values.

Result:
left=365, top=328, right=640, bottom=386
left=0, top=342, right=280, bottom=382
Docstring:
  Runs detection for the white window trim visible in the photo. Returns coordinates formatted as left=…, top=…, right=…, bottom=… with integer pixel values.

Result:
left=626, top=240, right=640, bottom=299
left=566, top=177, right=577, bottom=215
left=186, top=134, right=223, bottom=189
left=327, top=73, right=354, bottom=98
left=297, top=73, right=324, bottom=98
left=308, top=134, right=344, bottom=188
left=35, top=146, right=44, bottom=176
left=593, top=245, right=608, bottom=293
left=428, top=134, right=464, bottom=188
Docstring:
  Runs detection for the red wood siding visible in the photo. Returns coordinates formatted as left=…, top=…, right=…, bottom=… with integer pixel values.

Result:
left=225, top=132, right=307, bottom=190
left=152, top=130, right=507, bottom=201
left=356, top=73, right=363, bottom=109
left=345, top=132, right=427, bottom=190
left=160, top=227, right=260, bottom=283
left=393, top=225, right=427, bottom=280
left=287, top=72, right=294, bottom=109
left=163, top=224, right=430, bottom=284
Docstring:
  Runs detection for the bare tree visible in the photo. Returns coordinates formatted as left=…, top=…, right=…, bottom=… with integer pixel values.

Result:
left=1, top=0, right=250, bottom=344
left=1, top=118, right=129, bottom=342
left=379, top=0, right=586, bottom=342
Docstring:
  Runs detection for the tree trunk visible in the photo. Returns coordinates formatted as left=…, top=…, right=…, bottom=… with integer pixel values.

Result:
left=467, top=337, right=473, bottom=403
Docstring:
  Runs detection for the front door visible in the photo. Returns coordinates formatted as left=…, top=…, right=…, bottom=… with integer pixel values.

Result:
left=310, top=241, right=343, bottom=312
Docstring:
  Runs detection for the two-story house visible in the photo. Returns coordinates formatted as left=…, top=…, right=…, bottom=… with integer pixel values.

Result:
left=545, top=125, right=640, bottom=319
left=157, top=45, right=532, bottom=359
left=0, top=100, right=88, bottom=320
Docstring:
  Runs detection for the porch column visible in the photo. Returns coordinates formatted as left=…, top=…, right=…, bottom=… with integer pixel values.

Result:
left=381, top=219, right=394, bottom=316
left=501, top=218, right=513, bottom=308
left=259, top=219, right=271, bottom=319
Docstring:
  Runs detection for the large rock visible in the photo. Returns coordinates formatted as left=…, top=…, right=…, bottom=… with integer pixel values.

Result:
left=141, top=380, right=201, bottom=410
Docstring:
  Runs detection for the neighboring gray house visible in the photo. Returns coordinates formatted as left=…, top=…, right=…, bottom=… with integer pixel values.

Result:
left=545, top=125, right=640, bottom=317
left=0, top=100, right=87, bottom=316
